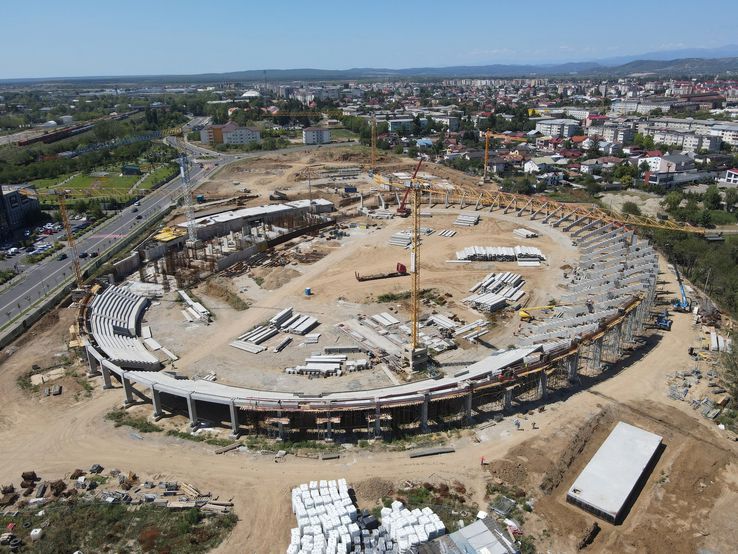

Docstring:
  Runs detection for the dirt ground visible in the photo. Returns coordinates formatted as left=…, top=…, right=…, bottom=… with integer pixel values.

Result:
left=600, top=190, right=664, bottom=218
left=141, top=207, right=577, bottom=391
left=1, top=278, right=737, bottom=553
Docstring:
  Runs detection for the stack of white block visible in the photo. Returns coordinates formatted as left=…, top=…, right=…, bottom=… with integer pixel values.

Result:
left=287, top=479, right=358, bottom=554
left=380, top=500, right=445, bottom=553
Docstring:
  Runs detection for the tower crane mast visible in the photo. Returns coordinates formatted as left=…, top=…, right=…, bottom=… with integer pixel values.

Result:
left=178, top=155, right=198, bottom=245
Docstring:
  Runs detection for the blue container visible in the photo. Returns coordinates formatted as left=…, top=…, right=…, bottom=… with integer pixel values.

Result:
left=305, top=287, right=312, bottom=296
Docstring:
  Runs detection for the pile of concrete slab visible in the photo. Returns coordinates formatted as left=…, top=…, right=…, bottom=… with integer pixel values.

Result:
left=285, top=354, right=370, bottom=377
left=453, top=212, right=480, bottom=227
left=388, top=232, right=412, bottom=248
left=178, top=290, right=210, bottom=322
left=464, top=272, right=525, bottom=312
left=380, top=500, right=446, bottom=552
left=513, top=228, right=538, bottom=239
left=370, top=209, right=394, bottom=220
left=437, top=229, right=457, bottom=238
left=230, top=307, right=320, bottom=354
left=455, top=245, right=545, bottom=262
left=370, top=312, right=401, bottom=328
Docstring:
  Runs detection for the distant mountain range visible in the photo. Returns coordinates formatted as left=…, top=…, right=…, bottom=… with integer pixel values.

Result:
left=4, top=50, right=738, bottom=84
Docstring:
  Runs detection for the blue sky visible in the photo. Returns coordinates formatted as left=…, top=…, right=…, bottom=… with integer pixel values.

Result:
left=2, top=0, right=737, bottom=78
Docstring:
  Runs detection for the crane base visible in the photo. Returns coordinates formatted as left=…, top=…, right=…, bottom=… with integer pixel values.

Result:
left=404, top=346, right=428, bottom=373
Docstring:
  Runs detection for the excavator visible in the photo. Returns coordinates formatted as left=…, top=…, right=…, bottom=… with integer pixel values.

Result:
left=518, top=305, right=559, bottom=322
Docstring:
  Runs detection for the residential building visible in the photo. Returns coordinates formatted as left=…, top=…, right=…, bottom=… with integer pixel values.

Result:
left=711, top=123, right=738, bottom=146
left=586, top=124, right=635, bottom=145
left=524, top=157, right=555, bottom=173
left=639, top=126, right=721, bottom=152
left=302, top=127, right=331, bottom=145
left=0, top=185, right=40, bottom=238
left=721, top=168, right=738, bottom=186
left=200, top=122, right=261, bottom=145
left=648, top=170, right=718, bottom=188
left=610, top=98, right=675, bottom=115
left=534, top=118, right=582, bottom=138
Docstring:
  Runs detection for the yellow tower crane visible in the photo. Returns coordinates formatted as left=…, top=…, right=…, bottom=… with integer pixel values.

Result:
left=481, top=130, right=492, bottom=183
left=370, top=114, right=378, bottom=172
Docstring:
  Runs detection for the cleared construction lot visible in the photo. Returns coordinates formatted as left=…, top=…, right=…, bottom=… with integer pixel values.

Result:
left=1, top=147, right=736, bottom=553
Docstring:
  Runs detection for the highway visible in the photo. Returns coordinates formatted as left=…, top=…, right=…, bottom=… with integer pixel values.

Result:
left=0, top=139, right=346, bottom=332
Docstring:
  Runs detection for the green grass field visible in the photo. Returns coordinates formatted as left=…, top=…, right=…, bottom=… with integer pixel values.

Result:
left=32, top=171, right=140, bottom=199
left=331, top=128, right=359, bottom=140
left=138, top=164, right=178, bottom=190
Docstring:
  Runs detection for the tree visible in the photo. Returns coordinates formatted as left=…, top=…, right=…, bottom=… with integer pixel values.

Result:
left=703, top=185, right=722, bottom=211
left=622, top=201, right=642, bottom=216
left=663, top=191, right=683, bottom=212
left=725, top=188, right=738, bottom=212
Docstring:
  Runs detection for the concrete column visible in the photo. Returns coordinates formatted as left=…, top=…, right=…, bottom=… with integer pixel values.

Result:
left=151, top=386, right=163, bottom=420
left=229, top=400, right=240, bottom=438
left=100, top=362, right=113, bottom=390
left=325, top=419, right=333, bottom=442
left=86, top=349, right=100, bottom=377
left=567, top=352, right=580, bottom=383
left=276, top=410, right=285, bottom=441
left=591, top=337, right=602, bottom=371
left=465, top=390, right=473, bottom=423
left=374, top=402, right=381, bottom=438
left=444, top=192, right=449, bottom=208
left=504, top=388, right=513, bottom=412
left=420, top=393, right=430, bottom=431
left=186, top=394, right=198, bottom=428
left=538, top=372, right=548, bottom=400
left=122, top=375, right=134, bottom=407
left=460, top=193, right=466, bottom=209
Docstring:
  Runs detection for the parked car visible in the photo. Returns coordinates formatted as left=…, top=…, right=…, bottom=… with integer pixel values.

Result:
left=131, top=207, right=139, bottom=213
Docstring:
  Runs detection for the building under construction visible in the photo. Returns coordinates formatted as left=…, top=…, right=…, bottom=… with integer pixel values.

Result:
left=80, top=200, right=660, bottom=441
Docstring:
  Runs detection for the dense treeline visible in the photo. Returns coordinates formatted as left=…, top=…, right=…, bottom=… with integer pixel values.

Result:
left=0, top=109, right=183, bottom=183
left=647, top=229, right=738, bottom=317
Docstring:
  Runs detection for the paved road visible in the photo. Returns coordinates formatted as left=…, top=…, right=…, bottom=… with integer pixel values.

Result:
left=0, top=140, right=347, bottom=330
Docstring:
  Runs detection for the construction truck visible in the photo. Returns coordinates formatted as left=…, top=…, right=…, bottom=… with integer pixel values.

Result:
left=355, top=263, right=408, bottom=282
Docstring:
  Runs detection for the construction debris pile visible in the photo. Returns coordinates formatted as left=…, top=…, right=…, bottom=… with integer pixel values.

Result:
left=454, top=213, right=480, bottom=227
left=0, top=465, right=233, bottom=550
left=455, top=245, right=545, bottom=264
left=427, top=314, right=489, bottom=343
left=287, top=479, right=444, bottom=554
left=230, top=307, right=319, bottom=354
left=464, top=272, right=526, bottom=313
